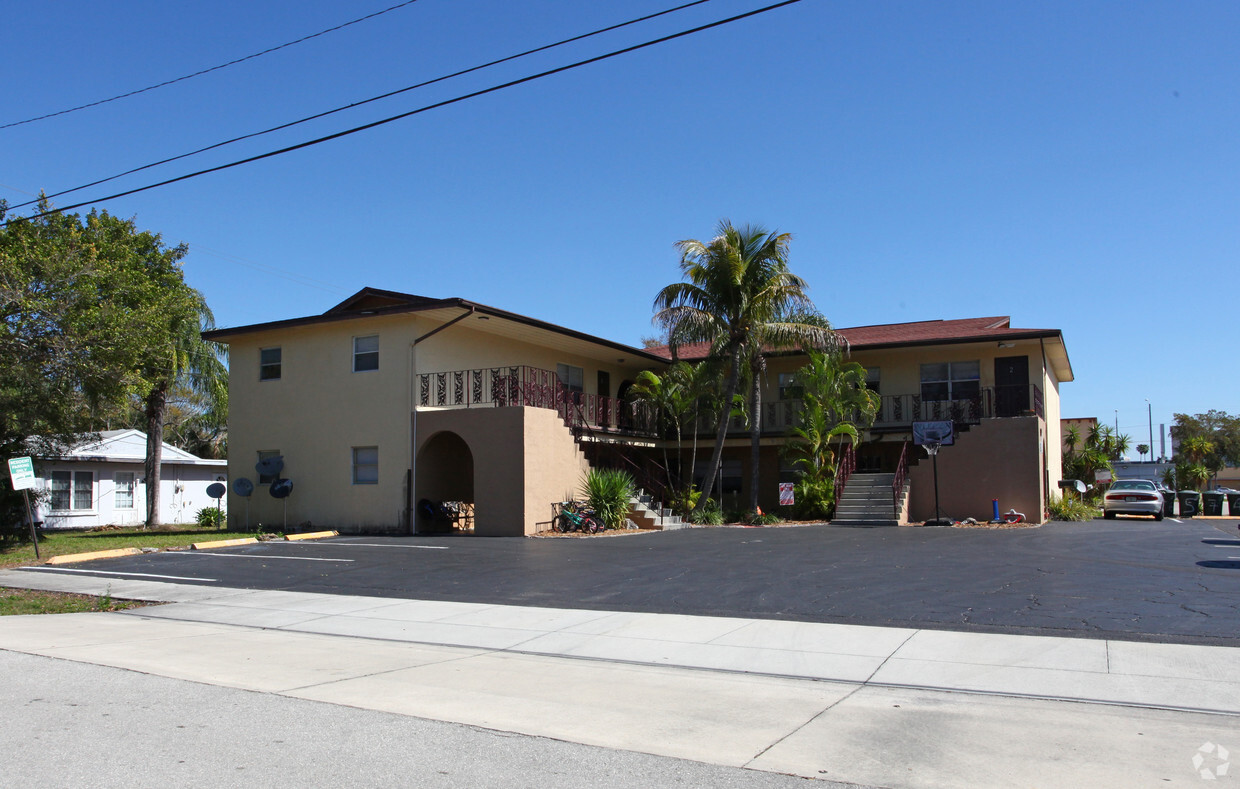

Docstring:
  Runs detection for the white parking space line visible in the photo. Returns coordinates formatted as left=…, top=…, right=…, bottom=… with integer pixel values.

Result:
left=30, top=568, right=218, bottom=582
left=191, top=553, right=354, bottom=563
left=317, top=543, right=449, bottom=550
left=1168, top=518, right=1183, bottom=523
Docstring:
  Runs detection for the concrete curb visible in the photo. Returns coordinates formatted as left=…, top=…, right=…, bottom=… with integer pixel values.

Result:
left=191, top=538, right=259, bottom=550
left=45, top=547, right=143, bottom=565
left=284, top=531, right=339, bottom=542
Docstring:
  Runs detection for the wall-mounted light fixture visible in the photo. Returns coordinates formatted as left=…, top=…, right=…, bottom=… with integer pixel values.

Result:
left=997, top=342, right=1016, bottom=349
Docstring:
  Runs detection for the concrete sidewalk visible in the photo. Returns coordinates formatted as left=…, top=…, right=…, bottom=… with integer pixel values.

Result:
left=2, top=568, right=1238, bottom=787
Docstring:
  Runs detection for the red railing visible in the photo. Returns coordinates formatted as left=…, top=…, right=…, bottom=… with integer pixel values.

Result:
left=892, top=441, right=909, bottom=520
left=833, top=441, right=856, bottom=504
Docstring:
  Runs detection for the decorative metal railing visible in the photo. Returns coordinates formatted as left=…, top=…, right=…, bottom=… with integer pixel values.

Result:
left=696, top=383, right=1046, bottom=437
left=416, top=365, right=658, bottom=437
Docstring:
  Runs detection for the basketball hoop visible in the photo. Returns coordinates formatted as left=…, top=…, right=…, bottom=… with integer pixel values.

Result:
left=923, top=441, right=941, bottom=458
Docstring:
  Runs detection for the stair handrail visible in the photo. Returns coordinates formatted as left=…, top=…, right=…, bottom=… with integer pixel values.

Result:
left=833, top=441, right=856, bottom=504
left=892, top=440, right=909, bottom=520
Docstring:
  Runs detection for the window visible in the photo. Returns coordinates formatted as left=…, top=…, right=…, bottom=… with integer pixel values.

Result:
left=556, top=363, right=584, bottom=395
left=920, top=361, right=980, bottom=402
left=353, top=335, right=379, bottom=372
left=865, top=367, right=881, bottom=394
left=114, top=472, right=135, bottom=509
left=51, top=470, right=93, bottom=511
left=257, top=450, right=281, bottom=485
left=352, top=446, right=378, bottom=485
left=260, top=347, right=281, bottom=380
left=778, top=373, right=802, bottom=400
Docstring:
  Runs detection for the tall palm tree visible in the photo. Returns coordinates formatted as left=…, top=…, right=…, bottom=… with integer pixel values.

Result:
left=143, top=290, right=227, bottom=527
left=654, top=221, right=833, bottom=513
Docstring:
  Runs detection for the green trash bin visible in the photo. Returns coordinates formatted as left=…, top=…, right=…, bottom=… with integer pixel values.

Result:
left=1228, top=493, right=1240, bottom=517
left=1177, top=491, right=1201, bottom=517
left=1203, top=491, right=1225, bottom=516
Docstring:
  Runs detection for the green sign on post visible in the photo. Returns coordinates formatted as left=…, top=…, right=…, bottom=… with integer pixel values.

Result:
left=7, top=456, right=40, bottom=559
left=8, top=456, right=35, bottom=490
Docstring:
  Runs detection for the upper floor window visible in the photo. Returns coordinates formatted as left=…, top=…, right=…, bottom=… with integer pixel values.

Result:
left=865, top=367, right=881, bottom=394
left=353, top=335, right=379, bottom=372
left=778, top=373, right=802, bottom=400
left=51, top=470, right=93, bottom=512
left=260, top=347, right=281, bottom=380
left=920, top=361, right=980, bottom=402
left=556, top=363, right=584, bottom=395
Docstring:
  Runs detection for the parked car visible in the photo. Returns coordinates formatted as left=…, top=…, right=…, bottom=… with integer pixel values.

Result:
left=1104, top=479, right=1163, bottom=521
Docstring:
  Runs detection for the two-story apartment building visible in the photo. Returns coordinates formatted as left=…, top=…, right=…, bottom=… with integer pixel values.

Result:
left=205, top=289, right=1072, bottom=534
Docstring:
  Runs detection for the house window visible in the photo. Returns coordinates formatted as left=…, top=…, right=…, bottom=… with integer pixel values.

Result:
left=353, top=335, right=379, bottom=372
left=778, top=373, right=802, bottom=400
left=865, top=367, right=880, bottom=394
left=920, top=361, right=980, bottom=402
left=51, top=470, right=93, bottom=512
left=556, top=363, right=584, bottom=395
left=257, top=450, right=281, bottom=485
left=115, top=472, right=135, bottom=509
left=260, top=347, right=281, bottom=380
left=352, top=447, right=378, bottom=485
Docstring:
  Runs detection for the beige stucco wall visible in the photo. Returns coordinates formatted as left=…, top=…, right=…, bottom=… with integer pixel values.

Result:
left=907, top=416, right=1044, bottom=523
left=414, top=406, right=588, bottom=536
left=224, top=311, right=647, bottom=532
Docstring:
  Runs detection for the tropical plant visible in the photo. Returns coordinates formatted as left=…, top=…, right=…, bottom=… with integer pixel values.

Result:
left=792, top=475, right=835, bottom=520
left=196, top=507, right=225, bottom=529
left=1136, top=443, right=1150, bottom=461
left=581, top=468, right=635, bottom=529
left=139, top=290, right=227, bottom=528
left=687, top=497, right=724, bottom=525
left=654, top=220, right=834, bottom=515
left=1046, top=494, right=1101, bottom=522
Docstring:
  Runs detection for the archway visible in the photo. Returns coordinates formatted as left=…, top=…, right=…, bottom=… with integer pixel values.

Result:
left=415, top=431, right=475, bottom=534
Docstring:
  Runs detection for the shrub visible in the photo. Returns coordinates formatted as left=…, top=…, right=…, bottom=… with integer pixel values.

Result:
left=666, top=485, right=701, bottom=518
left=747, top=512, right=782, bottom=526
left=793, top=476, right=834, bottom=520
left=582, top=468, right=636, bottom=529
left=688, top=497, right=724, bottom=525
left=1046, top=494, right=1101, bottom=522
left=196, top=507, right=225, bottom=529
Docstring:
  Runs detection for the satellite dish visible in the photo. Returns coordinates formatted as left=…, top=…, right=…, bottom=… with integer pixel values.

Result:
left=206, top=482, right=227, bottom=499
left=269, top=478, right=294, bottom=499
left=233, top=478, right=254, bottom=497
left=255, top=455, right=285, bottom=478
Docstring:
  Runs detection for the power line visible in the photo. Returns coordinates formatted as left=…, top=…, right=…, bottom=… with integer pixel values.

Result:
left=9, top=0, right=718, bottom=211
left=0, top=0, right=424, bottom=130
left=10, top=0, right=804, bottom=224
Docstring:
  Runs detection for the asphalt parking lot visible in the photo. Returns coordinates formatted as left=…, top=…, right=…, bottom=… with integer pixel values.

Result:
left=29, top=517, right=1240, bottom=646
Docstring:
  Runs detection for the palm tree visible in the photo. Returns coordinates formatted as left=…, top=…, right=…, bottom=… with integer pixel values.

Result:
left=654, top=221, right=834, bottom=513
left=142, top=290, right=227, bottom=527
left=627, top=368, right=681, bottom=487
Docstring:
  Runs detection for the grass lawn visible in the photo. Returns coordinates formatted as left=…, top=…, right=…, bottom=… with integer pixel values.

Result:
left=0, top=588, right=147, bottom=616
left=0, top=525, right=272, bottom=569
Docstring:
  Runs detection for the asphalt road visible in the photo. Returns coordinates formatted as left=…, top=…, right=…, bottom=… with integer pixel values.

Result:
left=35, top=517, right=1240, bottom=646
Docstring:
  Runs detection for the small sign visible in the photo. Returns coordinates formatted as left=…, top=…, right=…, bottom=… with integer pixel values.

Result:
left=779, top=482, right=794, bottom=506
left=7, top=456, right=35, bottom=491
left=1095, top=469, right=1112, bottom=483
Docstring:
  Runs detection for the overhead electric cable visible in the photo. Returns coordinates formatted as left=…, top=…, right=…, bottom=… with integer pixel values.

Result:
left=9, top=0, right=717, bottom=211
left=0, top=0, right=424, bottom=130
left=10, top=0, right=804, bottom=225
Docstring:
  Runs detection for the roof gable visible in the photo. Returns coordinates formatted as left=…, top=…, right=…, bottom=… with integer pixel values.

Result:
left=51, top=429, right=222, bottom=465
left=324, top=288, right=442, bottom=315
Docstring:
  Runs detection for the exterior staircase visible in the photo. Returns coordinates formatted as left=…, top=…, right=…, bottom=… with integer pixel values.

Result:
left=832, top=472, right=903, bottom=526
left=626, top=489, right=683, bottom=530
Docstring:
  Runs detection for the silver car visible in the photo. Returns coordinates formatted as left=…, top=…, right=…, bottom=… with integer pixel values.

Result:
left=1103, top=479, right=1163, bottom=521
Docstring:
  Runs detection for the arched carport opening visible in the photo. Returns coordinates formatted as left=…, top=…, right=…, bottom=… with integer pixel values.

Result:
left=415, top=430, right=475, bottom=534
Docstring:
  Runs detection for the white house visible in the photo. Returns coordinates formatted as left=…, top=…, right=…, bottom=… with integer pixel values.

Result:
left=34, top=429, right=227, bottom=529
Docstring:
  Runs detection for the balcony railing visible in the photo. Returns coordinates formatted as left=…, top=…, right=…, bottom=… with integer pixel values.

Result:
left=416, top=365, right=657, bottom=437
left=696, top=383, right=1045, bottom=436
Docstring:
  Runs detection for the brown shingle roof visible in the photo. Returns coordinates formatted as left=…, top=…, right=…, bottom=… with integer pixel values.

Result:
left=647, top=316, right=1063, bottom=360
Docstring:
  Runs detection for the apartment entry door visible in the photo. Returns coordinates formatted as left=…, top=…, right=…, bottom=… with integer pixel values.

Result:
left=994, top=356, right=1029, bottom=418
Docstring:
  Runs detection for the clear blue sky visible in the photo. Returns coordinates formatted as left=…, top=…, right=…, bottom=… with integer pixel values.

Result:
left=3, top=1, right=1236, bottom=453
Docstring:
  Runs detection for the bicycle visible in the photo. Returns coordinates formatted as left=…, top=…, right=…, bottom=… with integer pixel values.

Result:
left=553, top=500, right=603, bottom=534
